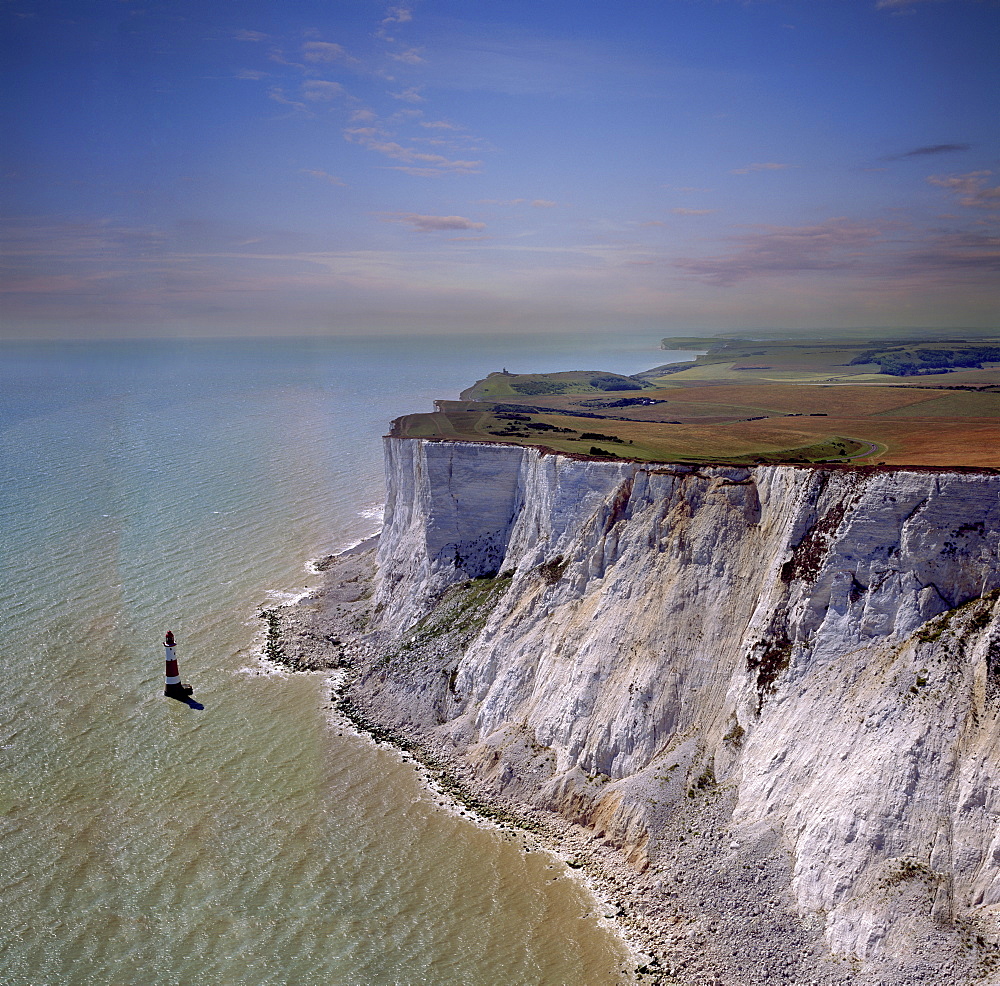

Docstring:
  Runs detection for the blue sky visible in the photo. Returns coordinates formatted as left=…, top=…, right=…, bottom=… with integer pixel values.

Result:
left=2, top=0, right=998, bottom=338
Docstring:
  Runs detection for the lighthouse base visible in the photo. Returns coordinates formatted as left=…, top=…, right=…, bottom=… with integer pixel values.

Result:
left=164, top=682, right=194, bottom=699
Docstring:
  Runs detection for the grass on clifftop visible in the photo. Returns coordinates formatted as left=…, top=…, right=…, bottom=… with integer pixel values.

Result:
left=392, top=335, right=1000, bottom=468
left=392, top=405, right=878, bottom=465
left=460, top=369, right=654, bottom=401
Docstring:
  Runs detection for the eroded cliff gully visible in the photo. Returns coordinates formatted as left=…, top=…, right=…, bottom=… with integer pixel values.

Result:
left=310, top=438, right=1000, bottom=984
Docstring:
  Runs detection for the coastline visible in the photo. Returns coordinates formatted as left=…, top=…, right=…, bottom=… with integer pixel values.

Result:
left=321, top=680, right=641, bottom=970
left=276, top=547, right=653, bottom=983
left=275, top=547, right=845, bottom=986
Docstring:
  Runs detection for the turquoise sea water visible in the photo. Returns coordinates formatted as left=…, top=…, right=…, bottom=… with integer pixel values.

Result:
left=0, top=333, right=680, bottom=986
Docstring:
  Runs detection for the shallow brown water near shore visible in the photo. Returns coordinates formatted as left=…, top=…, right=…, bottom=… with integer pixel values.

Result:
left=0, top=338, right=662, bottom=985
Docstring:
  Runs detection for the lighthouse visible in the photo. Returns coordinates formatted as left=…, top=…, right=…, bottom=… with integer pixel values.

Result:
left=163, top=630, right=193, bottom=699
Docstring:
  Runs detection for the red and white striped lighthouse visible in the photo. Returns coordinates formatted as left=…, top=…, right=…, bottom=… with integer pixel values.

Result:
left=163, top=630, right=193, bottom=699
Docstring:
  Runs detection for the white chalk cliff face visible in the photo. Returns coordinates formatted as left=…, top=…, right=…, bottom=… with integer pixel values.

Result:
left=373, top=437, right=1000, bottom=962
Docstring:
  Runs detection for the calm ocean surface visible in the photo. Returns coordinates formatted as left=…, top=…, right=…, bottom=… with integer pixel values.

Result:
left=0, top=333, right=683, bottom=986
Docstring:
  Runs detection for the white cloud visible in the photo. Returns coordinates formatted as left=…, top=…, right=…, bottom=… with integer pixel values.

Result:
left=532, top=199, right=557, bottom=209
left=302, top=80, right=344, bottom=101
left=302, top=41, right=357, bottom=65
left=377, top=6, right=414, bottom=41
left=390, top=48, right=425, bottom=65
left=379, top=213, right=486, bottom=232
left=672, top=208, right=716, bottom=216
left=384, top=6, right=413, bottom=25
left=344, top=128, right=482, bottom=175
left=389, top=86, right=425, bottom=103
left=927, top=171, right=1000, bottom=209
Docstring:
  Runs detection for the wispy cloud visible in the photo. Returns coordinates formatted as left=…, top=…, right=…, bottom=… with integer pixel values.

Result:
left=235, top=30, right=268, bottom=43
left=927, top=170, right=1000, bottom=209
left=301, top=169, right=346, bottom=187
left=344, top=127, right=482, bottom=175
left=267, top=49, right=307, bottom=71
left=673, top=218, right=882, bottom=285
left=886, top=143, right=971, bottom=160
left=390, top=48, right=425, bottom=65
left=302, top=41, right=359, bottom=66
left=389, top=86, right=425, bottom=103
left=730, top=162, right=792, bottom=175
left=0, top=219, right=168, bottom=262
left=3, top=215, right=993, bottom=333
left=902, top=230, right=1000, bottom=275
left=377, top=5, right=414, bottom=41
left=268, top=87, right=309, bottom=114
left=672, top=207, right=716, bottom=216
left=378, top=213, right=486, bottom=232
left=672, top=213, right=1000, bottom=289
left=238, top=10, right=486, bottom=179
left=532, top=200, right=557, bottom=209
left=383, top=6, right=413, bottom=25
left=302, top=80, right=344, bottom=102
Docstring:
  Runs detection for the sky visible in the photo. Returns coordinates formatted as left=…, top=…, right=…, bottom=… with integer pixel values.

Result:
left=1, top=0, right=998, bottom=339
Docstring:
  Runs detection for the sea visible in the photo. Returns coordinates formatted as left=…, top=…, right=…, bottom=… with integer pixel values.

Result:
left=0, top=333, right=689, bottom=986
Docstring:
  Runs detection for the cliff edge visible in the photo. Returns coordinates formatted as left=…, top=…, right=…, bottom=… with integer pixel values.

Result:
left=299, top=437, right=1000, bottom=985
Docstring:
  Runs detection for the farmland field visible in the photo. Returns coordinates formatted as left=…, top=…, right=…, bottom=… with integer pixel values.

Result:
left=393, top=336, right=1000, bottom=468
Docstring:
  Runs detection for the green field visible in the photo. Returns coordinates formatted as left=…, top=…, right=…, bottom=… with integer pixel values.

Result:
left=460, top=369, right=654, bottom=400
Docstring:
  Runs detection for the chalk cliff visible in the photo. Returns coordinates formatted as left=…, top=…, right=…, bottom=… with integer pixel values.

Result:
left=363, top=437, right=1000, bottom=982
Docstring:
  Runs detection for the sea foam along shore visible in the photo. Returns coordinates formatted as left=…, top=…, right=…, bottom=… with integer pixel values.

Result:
left=275, top=544, right=651, bottom=984
left=317, top=677, right=638, bottom=971
left=278, top=538, right=941, bottom=986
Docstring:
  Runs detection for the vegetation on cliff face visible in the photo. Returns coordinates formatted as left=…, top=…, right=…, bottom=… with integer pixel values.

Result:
left=393, top=572, right=514, bottom=655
